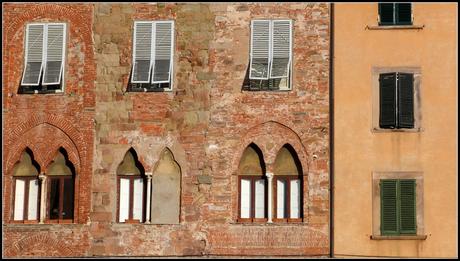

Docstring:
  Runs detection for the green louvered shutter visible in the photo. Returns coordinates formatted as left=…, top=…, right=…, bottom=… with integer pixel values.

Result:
left=381, top=180, right=398, bottom=235
left=397, top=73, right=414, bottom=128
left=379, top=3, right=395, bottom=25
left=399, top=179, right=416, bottom=234
left=396, top=3, right=412, bottom=25
left=379, top=73, right=397, bottom=128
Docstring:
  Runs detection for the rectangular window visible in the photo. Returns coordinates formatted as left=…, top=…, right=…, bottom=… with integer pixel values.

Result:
left=119, top=178, right=130, bottom=223
left=274, top=176, right=302, bottom=221
left=118, top=176, right=144, bottom=223
left=14, top=179, right=26, bottom=221
left=130, top=21, right=174, bottom=92
left=20, top=23, right=66, bottom=93
left=254, top=179, right=266, bottom=218
left=247, top=19, right=292, bottom=91
left=380, top=179, right=416, bottom=235
left=48, top=176, right=74, bottom=221
left=240, top=178, right=252, bottom=219
left=238, top=176, right=267, bottom=222
left=379, top=72, right=414, bottom=129
left=379, top=3, right=412, bottom=26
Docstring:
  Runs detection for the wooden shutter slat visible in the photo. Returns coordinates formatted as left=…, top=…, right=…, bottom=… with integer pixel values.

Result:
left=152, top=22, right=173, bottom=83
left=132, top=22, right=153, bottom=83
left=43, top=24, right=65, bottom=85
left=381, top=180, right=398, bottom=235
left=397, top=73, right=415, bottom=128
left=22, top=24, right=44, bottom=86
left=270, top=20, right=291, bottom=79
left=379, top=73, right=397, bottom=128
left=399, top=179, right=416, bottom=234
left=250, top=20, right=270, bottom=80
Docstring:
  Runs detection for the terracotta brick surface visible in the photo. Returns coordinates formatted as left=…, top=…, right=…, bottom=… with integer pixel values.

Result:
left=3, top=3, right=330, bottom=257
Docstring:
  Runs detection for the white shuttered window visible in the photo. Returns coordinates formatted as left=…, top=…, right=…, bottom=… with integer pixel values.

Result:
left=14, top=180, right=26, bottom=221
left=119, top=178, right=130, bottom=223
left=240, top=179, right=251, bottom=218
left=132, top=21, right=174, bottom=86
left=21, top=23, right=66, bottom=86
left=249, top=19, right=292, bottom=83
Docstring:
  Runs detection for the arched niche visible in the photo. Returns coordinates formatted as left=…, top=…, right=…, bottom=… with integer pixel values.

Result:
left=273, top=144, right=303, bottom=220
left=238, top=143, right=266, bottom=176
left=12, top=148, right=40, bottom=221
left=46, top=148, right=75, bottom=221
left=151, top=148, right=181, bottom=224
left=117, top=148, right=145, bottom=223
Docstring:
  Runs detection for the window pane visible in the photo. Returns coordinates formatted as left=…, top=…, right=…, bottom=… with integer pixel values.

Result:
left=132, top=178, right=144, bottom=221
left=27, top=179, right=39, bottom=220
left=254, top=179, right=265, bottom=218
left=49, top=178, right=60, bottom=219
left=290, top=179, right=301, bottom=219
left=240, top=179, right=251, bottom=218
left=62, top=178, right=74, bottom=219
left=276, top=179, right=287, bottom=219
left=14, top=179, right=26, bottom=220
left=119, top=178, right=130, bottom=222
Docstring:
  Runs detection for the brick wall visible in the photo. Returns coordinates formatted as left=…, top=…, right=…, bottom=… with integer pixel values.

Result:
left=3, top=3, right=330, bottom=257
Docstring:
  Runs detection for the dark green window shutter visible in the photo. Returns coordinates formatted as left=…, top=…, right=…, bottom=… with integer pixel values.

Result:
left=399, top=179, right=416, bottom=234
left=397, top=73, right=414, bottom=128
left=379, top=73, right=397, bottom=128
left=396, top=3, right=412, bottom=25
left=379, top=3, right=395, bottom=25
left=381, top=180, right=398, bottom=235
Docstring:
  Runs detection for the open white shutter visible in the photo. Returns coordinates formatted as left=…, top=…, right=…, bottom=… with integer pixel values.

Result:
left=249, top=20, right=270, bottom=80
left=290, top=179, right=301, bottom=218
left=152, top=21, right=173, bottom=84
left=43, top=23, right=65, bottom=85
left=270, top=20, right=291, bottom=79
left=276, top=179, right=286, bottom=219
left=27, top=179, right=39, bottom=220
left=22, top=24, right=44, bottom=86
left=14, top=180, right=26, bottom=220
left=240, top=179, right=251, bottom=218
left=119, top=178, right=130, bottom=222
left=254, top=179, right=265, bottom=218
left=132, top=22, right=153, bottom=83
left=132, top=178, right=144, bottom=221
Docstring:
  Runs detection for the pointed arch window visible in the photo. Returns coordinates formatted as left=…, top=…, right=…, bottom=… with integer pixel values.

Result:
left=117, top=149, right=146, bottom=223
left=12, top=149, right=41, bottom=223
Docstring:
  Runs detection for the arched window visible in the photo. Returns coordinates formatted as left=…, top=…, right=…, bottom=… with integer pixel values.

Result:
left=47, top=148, right=75, bottom=222
left=238, top=143, right=267, bottom=222
left=151, top=149, right=181, bottom=224
left=12, top=148, right=40, bottom=222
left=117, top=148, right=145, bottom=223
left=273, top=144, right=303, bottom=222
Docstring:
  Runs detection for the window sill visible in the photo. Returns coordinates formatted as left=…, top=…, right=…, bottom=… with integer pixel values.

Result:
left=371, top=235, right=427, bottom=240
left=366, top=25, right=425, bottom=30
left=372, top=127, right=423, bottom=133
left=128, top=88, right=173, bottom=93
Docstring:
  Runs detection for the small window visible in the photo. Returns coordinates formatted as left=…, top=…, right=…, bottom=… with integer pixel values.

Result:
left=379, top=72, right=414, bottom=129
left=245, top=20, right=292, bottom=91
left=380, top=179, right=416, bottom=235
left=117, top=149, right=146, bottom=223
left=378, top=3, right=412, bottom=26
left=20, top=23, right=66, bottom=94
left=129, top=21, right=174, bottom=92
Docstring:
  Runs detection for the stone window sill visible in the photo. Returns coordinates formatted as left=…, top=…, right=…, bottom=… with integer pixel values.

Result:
left=366, top=25, right=425, bottom=30
left=372, top=127, right=423, bottom=133
left=371, top=235, right=427, bottom=240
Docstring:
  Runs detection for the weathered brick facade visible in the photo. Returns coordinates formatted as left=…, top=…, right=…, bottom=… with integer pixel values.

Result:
left=2, top=3, right=330, bottom=257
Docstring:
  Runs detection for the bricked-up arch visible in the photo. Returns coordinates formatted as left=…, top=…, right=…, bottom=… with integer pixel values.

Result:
left=151, top=148, right=181, bottom=224
left=3, top=234, right=76, bottom=257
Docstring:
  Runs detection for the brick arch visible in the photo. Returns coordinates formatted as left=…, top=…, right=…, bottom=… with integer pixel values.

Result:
left=231, top=121, right=309, bottom=175
left=3, top=234, right=76, bottom=257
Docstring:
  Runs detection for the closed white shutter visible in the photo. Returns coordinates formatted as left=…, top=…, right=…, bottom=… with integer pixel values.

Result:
left=254, top=179, right=265, bottom=218
left=249, top=20, right=270, bottom=80
left=270, top=20, right=291, bottom=79
left=152, top=21, right=173, bottom=83
left=22, top=24, right=44, bottom=86
left=132, top=178, right=144, bottom=221
left=43, top=23, right=66, bottom=85
left=27, top=179, right=39, bottom=220
left=290, top=179, right=301, bottom=219
left=276, top=179, right=286, bottom=219
left=119, top=178, right=130, bottom=222
left=132, top=22, right=153, bottom=83
left=240, top=179, right=251, bottom=218
left=14, top=180, right=26, bottom=220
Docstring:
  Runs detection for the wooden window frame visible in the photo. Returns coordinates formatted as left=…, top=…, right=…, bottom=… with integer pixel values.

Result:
left=11, top=176, right=40, bottom=224
left=46, top=175, right=74, bottom=224
left=378, top=3, right=413, bottom=26
left=273, top=175, right=303, bottom=223
left=117, top=175, right=146, bottom=224
left=237, top=175, right=268, bottom=223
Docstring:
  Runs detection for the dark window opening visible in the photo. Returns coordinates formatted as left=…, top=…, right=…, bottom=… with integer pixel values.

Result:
left=48, top=176, right=74, bottom=220
left=379, top=3, right=413, bottom=26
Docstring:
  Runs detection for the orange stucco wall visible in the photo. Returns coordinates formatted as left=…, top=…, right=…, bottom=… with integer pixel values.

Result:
left=333, top=3, right=457, bottom=258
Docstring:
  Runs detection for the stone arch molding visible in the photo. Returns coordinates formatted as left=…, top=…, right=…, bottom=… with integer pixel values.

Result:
left=232, top=121, right=310, bottom=175
left=4, top=234, right=76, bottom=257
left=5, top=122, right=81, bottom=175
